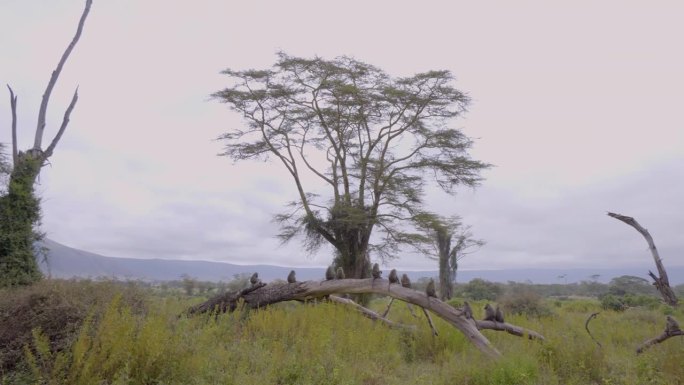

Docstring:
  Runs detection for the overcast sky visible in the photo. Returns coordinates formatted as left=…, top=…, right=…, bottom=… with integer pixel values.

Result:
left=1, top=0, right=683, bottom=273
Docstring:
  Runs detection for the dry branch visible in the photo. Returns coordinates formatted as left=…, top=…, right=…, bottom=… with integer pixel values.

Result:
left=34, top=0, right=92, bottom=150
left=584, top=312, right=602, bottom=348
left=328, top=295, right=415, bottom=330
left=474, top=320, right=545, bottom=341
left=6, top=85, right=18, bottom=164
left=636, top=316, right=683, bottom=354
left=607, top=212, right=678, bottom=306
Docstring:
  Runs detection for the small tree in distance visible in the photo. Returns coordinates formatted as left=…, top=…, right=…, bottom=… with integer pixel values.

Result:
left=214, top=53, right=489, bottom=278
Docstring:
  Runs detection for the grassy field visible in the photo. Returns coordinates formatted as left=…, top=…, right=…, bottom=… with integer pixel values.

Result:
left=1, top=280, right=682, bottom=385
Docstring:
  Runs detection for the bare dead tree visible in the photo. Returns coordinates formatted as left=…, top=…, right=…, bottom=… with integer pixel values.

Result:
left=607, top=212, right=678, bottom=306
left=2, top=0, right=93, bottom=287
left=187, top=277, right=547, bottom=358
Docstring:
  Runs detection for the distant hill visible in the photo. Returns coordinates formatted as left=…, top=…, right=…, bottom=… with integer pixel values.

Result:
left=38, top=239, right=684, bottom=285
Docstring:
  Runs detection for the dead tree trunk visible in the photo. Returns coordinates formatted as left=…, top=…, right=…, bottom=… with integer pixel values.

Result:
left=607, top=212, right=678, bottom=306
left=1, top=0, right=92, bottom=287
left=188, top=278, right=547, bottom=358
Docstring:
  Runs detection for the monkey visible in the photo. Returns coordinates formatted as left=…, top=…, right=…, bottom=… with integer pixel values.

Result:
left=495, top=305, right=504, bottom=323
left=325, top=266, right=335, bottom=280
left=336, top=267, right=345, bottom=280
left=426, top=278, right=437, bottom=303
left=250, top=272, right=260, bottom=286
left=388, top=269, right=399, bottom=284
left=483, top=303, right=496, bottom=321
left=666, top=315, right=680, bottom=335
left=387, top=269, right=398, bottom=291
left=400, top=273, right=412, bottom=288
left=372, top=263, right=382, bottom=279
left=287, top=270, right=296, bottom=283
left=463, top=301, right=473, bottom=319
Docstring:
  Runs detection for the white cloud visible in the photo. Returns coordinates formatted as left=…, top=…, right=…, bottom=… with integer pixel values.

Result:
left=2, top=0, right=683, bottom=274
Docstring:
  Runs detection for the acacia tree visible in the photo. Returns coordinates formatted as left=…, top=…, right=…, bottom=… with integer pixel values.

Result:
left=214, top=53, right=489, bottom=278
left=433, top=219, right=483, bottom=300
left=1, top=0, right=92, bottom=287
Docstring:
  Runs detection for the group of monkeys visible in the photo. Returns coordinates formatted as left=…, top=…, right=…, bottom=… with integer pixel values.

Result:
left=252, top=263, right=506, bottom=324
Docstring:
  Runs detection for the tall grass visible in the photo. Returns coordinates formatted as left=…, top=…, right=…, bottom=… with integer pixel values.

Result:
left=3, top=280, right=683, bottom=385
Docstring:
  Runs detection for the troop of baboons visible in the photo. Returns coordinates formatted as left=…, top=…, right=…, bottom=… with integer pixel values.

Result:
left=277, top=266, right=507, bottom=323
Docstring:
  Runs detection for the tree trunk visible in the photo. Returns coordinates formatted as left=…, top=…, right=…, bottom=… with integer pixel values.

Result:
left=437, top=229, right=453, bottom=300
left=0, top=153, right=43, bottom=286
left=607, top=212, right=678, bottom=306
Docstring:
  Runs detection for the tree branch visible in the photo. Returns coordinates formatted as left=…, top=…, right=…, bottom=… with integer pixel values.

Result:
left=43, top=88, right=78, bottom=159
left=34, top=0, right=92, bottom=150
left=607, top=212, right=678, bottom=306
left=328, top=295, right=415, bottom=330
left=636, top=316, right=683, bottom=354
left=6, top=85, right=18, bottom=164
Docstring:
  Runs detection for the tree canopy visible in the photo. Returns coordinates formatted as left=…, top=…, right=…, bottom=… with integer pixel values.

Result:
left=214, top=53, right=489, bottom=277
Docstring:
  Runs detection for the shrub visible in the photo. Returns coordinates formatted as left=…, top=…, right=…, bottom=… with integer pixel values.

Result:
left=498, top=290, right=552, bottom=318
left=0, top=279, right=148, bottom=373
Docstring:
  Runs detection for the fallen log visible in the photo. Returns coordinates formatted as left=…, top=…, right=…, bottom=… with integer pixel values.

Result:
left=187, top=278, right=548, bottom=358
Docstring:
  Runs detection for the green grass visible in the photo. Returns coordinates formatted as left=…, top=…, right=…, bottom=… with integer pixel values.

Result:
left=2, top=280, right=684, bottom=385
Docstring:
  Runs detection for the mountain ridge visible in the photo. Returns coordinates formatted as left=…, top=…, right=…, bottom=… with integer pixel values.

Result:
left=38, top=239, right=684, bottom=285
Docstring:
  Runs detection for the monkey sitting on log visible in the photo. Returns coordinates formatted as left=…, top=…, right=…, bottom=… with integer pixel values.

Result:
left=463, top=301, right=473, bottom=319
left=250, top=272, right=260, bottom=287
left=336, top=267, right=345, bottom=279
left=666, top=315, right=681, bottom=335
left=287, top=270, right=296, bottom=283
left=372, top=263, right=382, bottom=279
left=495, top=305, right=505, bottom=323
left=483, top=303, right=496, bottom=321
left=401, top=273, right=411, bottom=288
left=325, top=266, right=335, bottom=280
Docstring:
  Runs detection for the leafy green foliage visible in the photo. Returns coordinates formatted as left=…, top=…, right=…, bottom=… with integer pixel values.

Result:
left=214, top=53, right=489, bottom=277
left=457, top=278, right=503, bottom=300
left=0, top=153, right=44, bottom=287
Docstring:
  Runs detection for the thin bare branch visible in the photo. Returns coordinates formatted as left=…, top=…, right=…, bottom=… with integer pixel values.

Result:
left=34, top=0, right=92, bottom=150
left=585, top=312, right=602, bottom=348
left=328, top=295, right=415, bottom=330
left=43, top=88, right=78, bottom=159
left=6, top=85, right=18, bottom=164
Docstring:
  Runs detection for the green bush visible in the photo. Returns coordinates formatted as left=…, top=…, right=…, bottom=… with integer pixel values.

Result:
left=498, top=290, right=552, bottom=318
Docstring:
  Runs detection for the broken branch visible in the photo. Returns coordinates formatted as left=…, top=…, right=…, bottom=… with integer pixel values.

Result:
left=607, top=212, right=678, bottom=306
